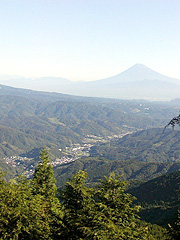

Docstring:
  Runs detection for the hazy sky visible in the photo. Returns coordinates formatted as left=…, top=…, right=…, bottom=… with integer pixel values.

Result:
left=0, top=0, right=179, bottom=81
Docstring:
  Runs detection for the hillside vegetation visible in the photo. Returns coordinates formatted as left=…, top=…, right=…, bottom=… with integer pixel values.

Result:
left=1, top=85, right=180, bottom=184
left=1, top=85, right=180, bottom=239
left=53, top=157, right=180, bottom=188
left=128, top=170, right=180, bottom=227
left=0, top=150, right=172, bottom=240
left=0, top=86, right=179, bottom=160
left=90, top=128, right=180, bottom=162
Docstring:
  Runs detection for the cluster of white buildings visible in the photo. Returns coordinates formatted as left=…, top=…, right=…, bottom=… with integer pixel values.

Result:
left=3, top=155, right=31, bottom=167
left=2, top=133, right=132, bottom=177
left=51, top=156, right=76, bottom=166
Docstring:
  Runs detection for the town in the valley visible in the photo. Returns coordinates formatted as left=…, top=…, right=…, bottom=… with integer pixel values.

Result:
left=3, top=132, right=133, bottom=178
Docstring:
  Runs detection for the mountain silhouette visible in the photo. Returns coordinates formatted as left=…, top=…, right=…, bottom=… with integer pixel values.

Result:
left=0, top=64, right=180, bottom=100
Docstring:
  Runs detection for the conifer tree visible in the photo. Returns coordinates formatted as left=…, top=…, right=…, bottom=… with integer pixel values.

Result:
left=0, top=155, right=172, bottom=240
left=60, top=170, right=96, bottom=239
left=94, top=172, right=149, bottom=239
left=32, top=149, right=64, bottom=239
left=32, top=149, right=57, bottom=198
left=0, top=175, right=53, bottom=239
left=60, top=171, right=150, bottom=239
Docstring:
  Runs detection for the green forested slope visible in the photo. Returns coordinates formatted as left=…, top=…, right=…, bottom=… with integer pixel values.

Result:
left=0, top=159, right=23, bottom=181
left=1, top=85, right=180, bottom=187
left=1, top=85, right=180, bottom=238
left=128, top=170, right=180, bottom=227
left=1, top=92, right=180, bottom=185
left=0, top=91, right=179, bottom=159
left=54, top=157, right=180, bottom=188
left=0, top=124, right=71, bottom=158
left=0, top=150, right=172, bottom=240
left=90, top=128, right=180, bottom=162
left=129, top=170, right=180, bottom=203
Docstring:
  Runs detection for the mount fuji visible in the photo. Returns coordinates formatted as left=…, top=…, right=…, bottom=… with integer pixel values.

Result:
left=1, top=64, right=180, bottom=100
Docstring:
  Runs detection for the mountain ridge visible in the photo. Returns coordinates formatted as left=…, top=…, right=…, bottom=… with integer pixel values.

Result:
left=1, top=64, right=180, bottom=100
left=92, top=64, right=180, bottom=85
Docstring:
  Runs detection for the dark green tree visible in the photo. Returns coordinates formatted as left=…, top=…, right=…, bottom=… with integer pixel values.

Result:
left=94, top=172, right=149, bottom=239
left=60, top=170, right=97, bottom=239
left=60, top=171, right=152, bottom=239
left=0, top=175, right=54, bottom=239
left=32, top=149, right=57, bottom=198
left=31, top=149, right=64, bottom=239
left=0, top=152, right=172, bottom=240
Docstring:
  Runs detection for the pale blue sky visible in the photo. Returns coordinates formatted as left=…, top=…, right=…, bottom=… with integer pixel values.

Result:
left=0, top=0, right=179, bottom=81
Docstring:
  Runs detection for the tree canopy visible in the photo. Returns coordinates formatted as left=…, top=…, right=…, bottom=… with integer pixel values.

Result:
left=0, top=150, right=173, bottom=239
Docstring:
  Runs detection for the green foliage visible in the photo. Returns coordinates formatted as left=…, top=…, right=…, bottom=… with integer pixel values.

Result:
left=141, top=222, right=172, bottom=240
left=0, top=150, right=63, bottom=239
left=94, top=173, right=147, bottom=239
left=128, top=170, right=180, bottom=227
left=32, top=149, right=64, bottom=239
left=59, top=170, right=97, bottom=239
left=54, top=157, right=180, bottom=188
left=0, top=92, right=179, bottom=161
left=0, top=159, right=23, bottom=181
left=0, top=176, right=54, bottom=239
left=60, top=171, right=155, bottom=239
left=1, top=92, right=180, bottom=183
left=90, top=128, right=180, bottom=163
left=32, top=149, right=57, bottom=198
left=0, top=150, right=173, bottom=239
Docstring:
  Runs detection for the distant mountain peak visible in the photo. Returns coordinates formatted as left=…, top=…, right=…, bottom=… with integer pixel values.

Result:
left=128, top=64, right=153, bottom=72
left=101, top=63, right=180, bottom=85
left=133, top=63, right=147, bottom=68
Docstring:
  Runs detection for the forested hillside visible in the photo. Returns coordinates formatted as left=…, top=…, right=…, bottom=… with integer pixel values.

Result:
left=0, top=85, right=180, bottom=181
left=90, top=128, right=180, bottom=162
left=50, top=128, right=180, bottom=188
left=0, top=150, right=172, bottom=240
left=1, top=85, right=180, bottom=239
left=54, top=158, right=180, bottom=188
left=128, top=170, right=180, bottom=227
left=0, top=84, right=179, bottom=160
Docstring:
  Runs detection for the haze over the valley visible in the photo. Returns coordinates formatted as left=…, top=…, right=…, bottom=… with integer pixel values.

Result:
left=1, top=64, right=180, bottom=100
left=0, top=1, right=179, bottom=91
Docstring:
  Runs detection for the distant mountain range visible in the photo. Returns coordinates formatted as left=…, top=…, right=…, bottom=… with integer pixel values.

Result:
left=1, top=64, right=180, bottom=100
